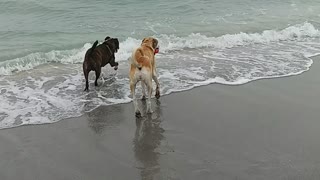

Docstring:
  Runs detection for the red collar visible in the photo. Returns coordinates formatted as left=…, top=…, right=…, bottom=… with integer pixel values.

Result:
left=154, top=47, right=159, bottom=55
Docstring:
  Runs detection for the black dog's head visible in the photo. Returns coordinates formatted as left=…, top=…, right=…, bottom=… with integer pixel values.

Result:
left=104, top=36, right=119, bottom=53
left=103, top=36, right=119, bottom=70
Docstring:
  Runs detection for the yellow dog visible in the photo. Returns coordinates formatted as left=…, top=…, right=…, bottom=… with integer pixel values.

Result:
left=129, top=37, right=160, bottom=116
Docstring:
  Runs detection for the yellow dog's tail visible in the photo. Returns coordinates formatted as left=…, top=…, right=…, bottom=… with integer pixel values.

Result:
left=134, top=49, right=149, bottom=70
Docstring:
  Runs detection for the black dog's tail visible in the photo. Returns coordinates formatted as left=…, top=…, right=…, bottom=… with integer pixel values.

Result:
left=89, top=40, right=99, bottom=56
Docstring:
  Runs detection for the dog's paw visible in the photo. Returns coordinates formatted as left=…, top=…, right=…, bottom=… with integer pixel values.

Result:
left=147, top=109, right=153, bottom=114
left=135, top=110, right=142, bottom=117
left=155, top=91, right=160, bottom=99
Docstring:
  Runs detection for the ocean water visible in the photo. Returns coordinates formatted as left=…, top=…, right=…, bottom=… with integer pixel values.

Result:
left=1, top=0, right=320, bottom=129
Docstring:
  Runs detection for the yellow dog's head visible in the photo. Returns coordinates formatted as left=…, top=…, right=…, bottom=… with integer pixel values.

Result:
left=141, top=37, right=159, bottom=50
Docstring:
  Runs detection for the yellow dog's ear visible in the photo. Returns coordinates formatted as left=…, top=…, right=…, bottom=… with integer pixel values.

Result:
left=152, top=38, right=158, bottom=49
left=141, top=38, right=146, bottom=44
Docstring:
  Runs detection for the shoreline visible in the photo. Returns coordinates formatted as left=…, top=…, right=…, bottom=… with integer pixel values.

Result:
left=1, top=53, right=318, bottom=131
left=0, top=56, right=320, bottom=179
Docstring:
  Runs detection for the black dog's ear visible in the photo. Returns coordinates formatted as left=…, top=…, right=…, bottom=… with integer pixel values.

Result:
left=105, top=36, right=111, bottom=41
left=115, top=38, right=119, bottom=48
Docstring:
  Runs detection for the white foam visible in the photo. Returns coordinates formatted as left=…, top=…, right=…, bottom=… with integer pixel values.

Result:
left=156, top=22, right=319, bottom=51
left=0, top=43, right=91, bottom=75
left=115, top=37, right=140, bottom=62
left=1, top=22, right=318, bottom=75
left=0, top=23, right=320, bottom=129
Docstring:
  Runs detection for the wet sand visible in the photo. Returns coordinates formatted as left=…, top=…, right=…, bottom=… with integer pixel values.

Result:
left=1, top=57, right=320, bottom=180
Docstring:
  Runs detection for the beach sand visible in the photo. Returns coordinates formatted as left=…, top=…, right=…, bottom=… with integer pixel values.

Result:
left=1, top=56, right=320, bottom=180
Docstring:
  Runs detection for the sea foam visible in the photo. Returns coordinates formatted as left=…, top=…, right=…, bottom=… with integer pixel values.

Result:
left=0, top=22, right=318, bottom=75
left=0, top=22, right=320, bottom=129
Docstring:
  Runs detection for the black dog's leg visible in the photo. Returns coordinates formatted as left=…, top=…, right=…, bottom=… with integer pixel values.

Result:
left=85, top=74, right=89, bottom=91
left=110, top=62, right=118, bottom=70
left=109, top=55, right=119, bottom=70
left=95, top=68, right=101, bottom=86
left=110, top=61, right=119, bottom=67
left=83, top=64, right=90, bottom=91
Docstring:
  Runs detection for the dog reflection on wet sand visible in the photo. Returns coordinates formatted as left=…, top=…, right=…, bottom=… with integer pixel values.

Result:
left=86, top=105, right=125, bottom=134
left=133, top=100, right=164, bottom=180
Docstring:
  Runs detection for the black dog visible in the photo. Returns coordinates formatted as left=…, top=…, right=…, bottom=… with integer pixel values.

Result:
left=83, top=36, right=119, bottom=91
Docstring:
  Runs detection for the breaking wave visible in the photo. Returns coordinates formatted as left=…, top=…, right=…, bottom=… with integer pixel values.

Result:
left=0, top=22, right=318, bottom=75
